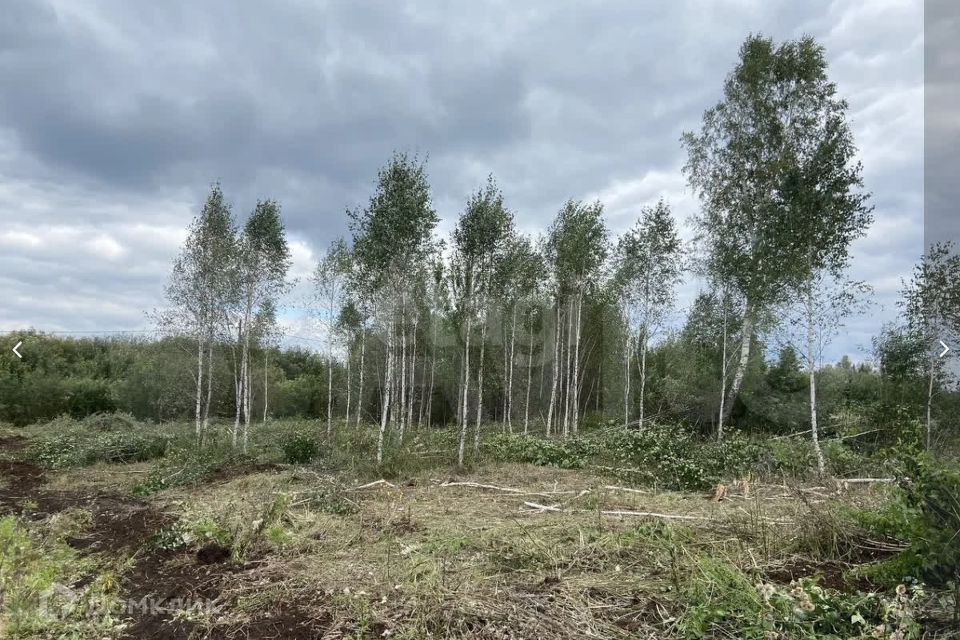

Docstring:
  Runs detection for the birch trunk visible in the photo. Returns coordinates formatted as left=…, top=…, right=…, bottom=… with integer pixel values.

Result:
left=377, top=315, right=394, bottom=465
left=345, top=341, right=351, bottom=425
left=546, top=303, right=561, bottom=436
left=195, top=336, right=204, bottom=441
left=457, top=299, right=473, bottom=465
left=202, top=340, right=214, bottom=439
left=426, top=316, right=438, bottom=428
left=407, top=314, right=418, bottom=433
left=399, top=294, right=407, bottom=441
left=326, top=348, right=334, bottom=437
left=571, top=292, right=583, bottom=435
left=926, top=353, right=936, bottom=450
left=623, top=312, right=631, bottom=428
left=263, top=350, right=268, bottom=424
left=717, top=293, right=729, bottom=440
left=356, top=328, right=366, bottom=428
left=507, top=305, right=517, bottom=432
left=524, top=316, right=534, bottom=434
left=638, top=328, right=649, bottom=431
left=721, top=304, right=753, bottom=430
left=474, top=305, right=488, bottom=455
left=806, top=283, right=826, bottom=476
left=563, top=298, right=573, bottom=437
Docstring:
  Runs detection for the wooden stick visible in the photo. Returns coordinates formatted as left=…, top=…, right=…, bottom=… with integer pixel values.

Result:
left=603, top=485, right=650, bottom=495
left=520, top=501, right=711, bottom=522
left=348, top=479, right=397, bottom=491
left=440, top=481, right=580, bottom=498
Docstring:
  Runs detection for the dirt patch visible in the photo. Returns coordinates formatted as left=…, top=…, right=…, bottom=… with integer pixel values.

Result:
left=205, top=462, right=283, bottom=484
left=1, top=458, right=332, bottom=638
left=0, top=434, right=28, bottom=452
left=197, top=543, right=231, bottom=564
left=0, top=459, right=47, bottom=508
left=760, top=558, right=878, bottom=592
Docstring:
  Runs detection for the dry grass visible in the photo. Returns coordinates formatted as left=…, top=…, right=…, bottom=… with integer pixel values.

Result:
left=123, top=462, right=896, bottom=638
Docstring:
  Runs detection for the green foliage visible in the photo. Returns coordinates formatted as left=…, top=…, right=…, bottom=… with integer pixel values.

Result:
left=281, top=432, right=323, bottom=464
left=28, top=421, right=168, bottom=469
left=0, top=516, right=121, bottom=637
left=609, top=425, right=762, bottom=490
left=486, top=433, right=598, bottom=469
left=133, top=444, right=245, bottom=496
left=680, top=555, right=922, bottom=639
left=878, top=454, right=960, bottom=588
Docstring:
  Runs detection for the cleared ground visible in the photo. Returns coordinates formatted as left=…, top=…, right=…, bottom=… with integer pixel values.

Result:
left=1, top=425, right=921, bottom=639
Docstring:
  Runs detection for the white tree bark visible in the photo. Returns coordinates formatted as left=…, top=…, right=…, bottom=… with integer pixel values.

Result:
left=563, top=298, right=574, bottom=437
left=263, top=350, right=269, bottom=424
left=356, top=327, right=366, bottom=428
left=717, top=293, right=729, bottom=441
left=507, top=305, right=517, bottom=432
left=524, top=315, right=534, bottom=434
left=926, top=354, right=936, bottom=451
left=806, top=283, right=826, bottom=476
left=407, top=313, right=418, bottom=433
left=195, top=336, right=204, bottom=441
left=345, top=341, right=351, bottom=425
left=571, top=292, right=583, bottom=435
left=457, top=287, right=474, bottom=465
left=398, top=293, right=407, bottom=441
left=474, top=305, right=489, bottom=454
left=377, top=313, right=394, bottom=465
left=546, top=304, right=561, bottom=436
left=721, top=304, right=753, bottom=432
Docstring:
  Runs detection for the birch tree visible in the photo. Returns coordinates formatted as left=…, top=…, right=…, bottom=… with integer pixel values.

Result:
left=349, top=152, right=438, bottom=464
left=683, top=35, right=858, bottom=433
left=545, top=200, right=607, bottom=437
left=613, top=200, right=682, bottom=429
left=232, top=200, right=291, bottom=452
left=901, top=243, right=960, bottom=450
left=163, top=183, right=236, bottom=446
left=313, top=238, right=351, bottom=437
left=450, top=177, right=513, bottom=464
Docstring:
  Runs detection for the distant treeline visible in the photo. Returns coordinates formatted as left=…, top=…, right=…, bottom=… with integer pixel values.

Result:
left=2, top=329, right=956, bottom=448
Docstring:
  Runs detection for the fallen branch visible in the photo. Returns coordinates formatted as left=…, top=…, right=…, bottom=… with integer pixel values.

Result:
left=520, top=501, right=711, bottom=522
left=603, top=485, right=650, bottom=495
left=348, top=479, right=397, bottom=491
left=522, top=501, right=563, bottom=512
left=837, top=477, right=895, bottom=484
left=600, top=510, right=708, bottom=521
left=440, top=481, right=583, bottom=498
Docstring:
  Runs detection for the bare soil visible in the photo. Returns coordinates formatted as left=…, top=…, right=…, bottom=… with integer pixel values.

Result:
left=0, top=450, right=333, bottom=639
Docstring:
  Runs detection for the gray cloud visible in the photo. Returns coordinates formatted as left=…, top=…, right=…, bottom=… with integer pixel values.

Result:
left=0, top=0, right=924, bottom=361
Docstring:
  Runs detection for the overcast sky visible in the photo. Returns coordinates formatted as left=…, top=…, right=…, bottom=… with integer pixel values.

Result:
left=0, top=0, right=923, bottom=362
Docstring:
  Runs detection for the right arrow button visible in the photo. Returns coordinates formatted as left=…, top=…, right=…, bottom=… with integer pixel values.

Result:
left=939, top=340, right=950, bottom=359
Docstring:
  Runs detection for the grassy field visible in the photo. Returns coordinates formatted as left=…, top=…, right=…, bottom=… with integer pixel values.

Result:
left=0, top=416, right=956, bottom=638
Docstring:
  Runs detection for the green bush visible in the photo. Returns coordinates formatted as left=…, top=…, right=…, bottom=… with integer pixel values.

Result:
left=486, top=433, right=598, bottom=469
left=133, top=445, right=244, bottom=496
left=28, top=430, right=168, bottom=469
left=608, top=425, right=761, bottom=490
left=857, top=454, right=960, bottom=590
left=79, top=411, right=142, bottom=432
left=680, top=555, right=922, bottom=639
left=282, top=433, right=322, bottom=464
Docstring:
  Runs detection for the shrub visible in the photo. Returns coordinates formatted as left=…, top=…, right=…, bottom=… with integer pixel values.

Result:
left=28, top=430, right=167, bottom=469
left=486, top=433, right=598, bottom=469
left=133, top=445, right=243, bottom=495
left=607, top=425, right=761, bottom=490
left=79, top=411, right=142, bottom=432
left=680, top=555, right=922, bottom=639
left=282, top=433, right=322, bottom=464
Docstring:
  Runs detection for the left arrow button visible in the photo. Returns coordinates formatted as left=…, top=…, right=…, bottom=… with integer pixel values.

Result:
left=12, top=341, right=22, bottom=359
